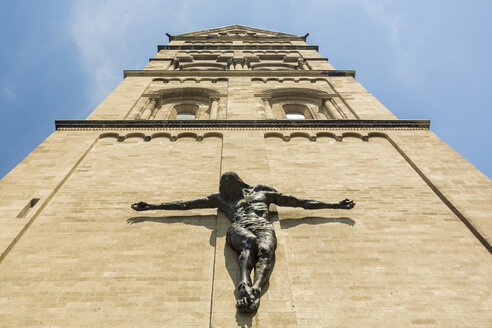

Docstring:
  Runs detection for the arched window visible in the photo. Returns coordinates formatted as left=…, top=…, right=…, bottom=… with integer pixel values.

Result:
left=175, top=112, right=195, bottom=120
left=283, top=104, right=310, bottom=119
left=181, top=63, right=225, bottom=71
left=257, top=88, right=335, bottom=120
left=174, top=104, right=198, bottom=120
left=286, top=112, right=305, bottom=120
left=251, top=63, right=297, bottom=71
left=133, top=87, right=223, bottom=120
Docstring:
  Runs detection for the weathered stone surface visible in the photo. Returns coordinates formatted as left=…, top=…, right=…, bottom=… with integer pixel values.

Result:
left=0, top=25, right=490, bottom=327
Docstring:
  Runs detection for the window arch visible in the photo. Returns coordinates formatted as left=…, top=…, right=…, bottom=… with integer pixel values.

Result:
left=180, top=62, right=226, bottom=71
left=251, top=62, right=297, bottom=71
left=255, top=88, right=338, bottom=120
left=286, top=113, right=305, bottom=119
left=174, top=104, right=198, bottom=120
left=282, top=104, right=311, bottom=119
left=132, top=87, right=224, bottom=120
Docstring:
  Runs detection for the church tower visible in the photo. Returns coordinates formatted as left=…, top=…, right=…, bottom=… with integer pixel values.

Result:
left=0, top=25, right=490, bottom=326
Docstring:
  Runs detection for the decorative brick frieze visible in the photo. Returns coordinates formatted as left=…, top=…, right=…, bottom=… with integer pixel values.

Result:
left=55, top=119, right=430, bottom=130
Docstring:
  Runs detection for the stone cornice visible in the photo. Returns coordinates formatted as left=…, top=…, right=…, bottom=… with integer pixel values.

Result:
left=171, top=36, right=307, bottom=41
left=171, top=24, right=304, bottom=40
left=55, top=120, right=430, bottom=130
left=123, top=70, right=356, bottom=78
left=149, top=57, right=329, bottom=62
left=158, top=45, right=319, bottom=51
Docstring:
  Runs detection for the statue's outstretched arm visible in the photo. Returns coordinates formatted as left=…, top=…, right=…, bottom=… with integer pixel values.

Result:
left=266, top=192, right=355, bottom=210
left=131, top=193, right=220, bottom=211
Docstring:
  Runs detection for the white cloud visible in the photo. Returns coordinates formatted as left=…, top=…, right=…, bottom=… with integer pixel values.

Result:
left=354, top=0, right=423, bottom=85
left=68, top=0, right=194, bottom=111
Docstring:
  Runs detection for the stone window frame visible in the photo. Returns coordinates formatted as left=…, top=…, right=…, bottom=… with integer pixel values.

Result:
left=172, top=52, right=233, bottom=70
left=255, top=87, right=335, bottom=120
left=180, top=62, right=227, bottom=71
left=172, top=104, right=199, bottom=120
left=282, top=103, right=311, bottom=120
left=274, top=99, right=317, bottom=120
left=132, top=87, right=226, bottom=120
left=250, top=62, right=298, bottom=71
left=160, top=100, right=205, bottom=120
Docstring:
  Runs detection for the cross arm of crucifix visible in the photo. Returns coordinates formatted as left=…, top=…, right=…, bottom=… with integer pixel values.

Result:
left=131, top=193, right=221, bottom=211
left=265, top=192, right=355, bottom=210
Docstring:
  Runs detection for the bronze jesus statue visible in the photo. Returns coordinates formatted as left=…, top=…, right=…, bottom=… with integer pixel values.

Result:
left=131, top=171, right=355, bottom=313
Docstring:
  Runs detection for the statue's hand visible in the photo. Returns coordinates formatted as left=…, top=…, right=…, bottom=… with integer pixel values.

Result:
left=131, top=201, right=150, bottom=211
left=339, top=199, right=355, bottom=209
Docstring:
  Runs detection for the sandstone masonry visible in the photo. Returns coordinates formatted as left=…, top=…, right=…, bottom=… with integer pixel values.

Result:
left=0, top=25, right=490, bottom=327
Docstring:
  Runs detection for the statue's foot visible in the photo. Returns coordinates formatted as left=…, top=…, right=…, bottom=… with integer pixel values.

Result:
left=246, top=296, right=260, bottom=313
left=236, top=282, right=259, bottom=313
left=236, top=296, right=260, bottom=313
left=251, top=286, right=261, bottom=299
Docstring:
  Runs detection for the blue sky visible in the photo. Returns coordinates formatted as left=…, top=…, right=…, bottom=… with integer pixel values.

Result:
left=0, top=0, right=491, bottom=179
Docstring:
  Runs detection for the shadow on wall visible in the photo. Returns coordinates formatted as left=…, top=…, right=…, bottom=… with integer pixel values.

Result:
left=127, top=215, right=217, bottom=246
left=279, top=216, right=355, bottom=229
left=126, top=214, right=355, bottom=327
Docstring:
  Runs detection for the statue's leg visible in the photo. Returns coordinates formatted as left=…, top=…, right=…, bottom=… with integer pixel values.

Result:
left=226, top=224, right=258, bottom=312
left=251, top=231, right=277, bottom=300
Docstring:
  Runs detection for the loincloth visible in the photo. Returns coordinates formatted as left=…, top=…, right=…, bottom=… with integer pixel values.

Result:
left=226, top=216, right=276, bottom=248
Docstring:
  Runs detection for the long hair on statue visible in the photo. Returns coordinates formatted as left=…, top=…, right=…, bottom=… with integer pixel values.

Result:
left=219, top=171, right=251, bottom=201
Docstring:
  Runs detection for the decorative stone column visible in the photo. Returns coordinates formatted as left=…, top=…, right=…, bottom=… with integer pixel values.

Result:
left=332, top=97, right=356, bottom=119
left=234, top=59, right=243, bottom=70
left=171, top=60, right=179, bottom=70
left=262, top=98, right=274, bottom=119
left=323, top=98, right=343, bottom=119
left=209, top=98, right=219, bottom=119
left=165, top=60, right=174, bottom=70
left=130, top=98, right=147, bottom=120
left=139, top=98, right=158, bottom=120
left=299, top=60, right=309, bottom=70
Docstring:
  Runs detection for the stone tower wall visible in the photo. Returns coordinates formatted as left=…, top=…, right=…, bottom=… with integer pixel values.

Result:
left=0, top=25, right=490, bottom=327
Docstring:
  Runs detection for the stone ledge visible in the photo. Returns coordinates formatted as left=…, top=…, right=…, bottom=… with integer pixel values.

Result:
left=170, top=36, right=307, bottom=41
left=55, top=120, right=430, bottom=130
left=158, top=45, right=319, bottom=51
left=149, top=57, right=329, bottom=62
left=123, top=70, right=356, bottom=78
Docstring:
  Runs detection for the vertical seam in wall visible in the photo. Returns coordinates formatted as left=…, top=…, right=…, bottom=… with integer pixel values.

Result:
left=209, top=134, right=223, bottom=328
left=383, top=134, right=492, bottom=254
left=0, top=137, right=99, bottom=264
left=263, top=134, right=299, bottom=325
left=263, top=134, right=276, bottom=199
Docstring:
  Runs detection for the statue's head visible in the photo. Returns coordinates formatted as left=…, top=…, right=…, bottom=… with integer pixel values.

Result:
left=219, top=171, right=249, bottom=201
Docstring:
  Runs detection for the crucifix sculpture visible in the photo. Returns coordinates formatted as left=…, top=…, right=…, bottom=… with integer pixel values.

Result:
left=131, top=171, right=355, bottom=313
